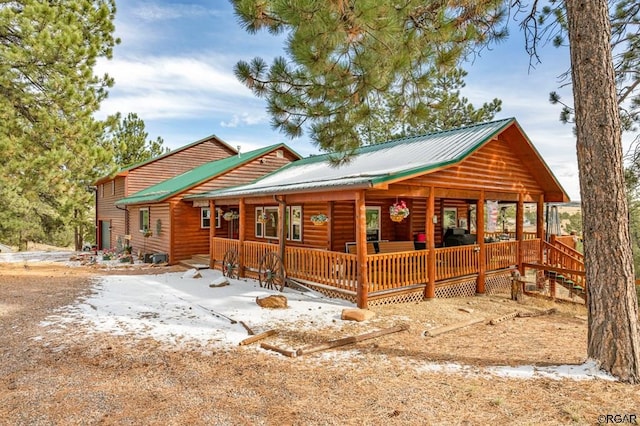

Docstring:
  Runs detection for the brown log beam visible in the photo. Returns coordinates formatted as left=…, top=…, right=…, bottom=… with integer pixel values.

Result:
left=423, top=318, right=485, bottom=337
left=296, top=324, right=409, bottom=356
left=489, top=311, right=519, bottom=325
left=260, top=342, right=297, bottom=357
left=239, top=330, right=277, bottom=346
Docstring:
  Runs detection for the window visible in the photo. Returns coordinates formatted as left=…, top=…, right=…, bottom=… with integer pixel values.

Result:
left=111, top=180, right=115, bottom=196
left=215, top=208, right=221, bottom=228
left=264, top=207, right=279, bottom=238
left=255, top=206, right=302, bottom=241
left=139, top=208, right=150, bottom=232
left=100, top=184, right=104, bottom=198
left=366, top=206, right=381, bottom=241
left=201, top=208, right=210, bottom=229
left=443, top=207, right=457, bottom=229
left=289, top=206, right=302, bottom=241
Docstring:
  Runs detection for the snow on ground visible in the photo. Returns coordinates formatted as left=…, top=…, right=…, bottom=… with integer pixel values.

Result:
left=0, top=250, right=76, bottom=263
left=3, top=252, right=614, bottom=382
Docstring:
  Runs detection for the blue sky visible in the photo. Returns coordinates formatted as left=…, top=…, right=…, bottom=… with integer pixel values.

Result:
left=95, top=1, right=636, bottom=201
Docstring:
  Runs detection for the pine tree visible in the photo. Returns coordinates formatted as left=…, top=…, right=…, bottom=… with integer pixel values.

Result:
left=0, top=1, right=118, bottom=249
left=104, top=112, right=170, bottom=168
left=232, top=0, right=507, bottom=152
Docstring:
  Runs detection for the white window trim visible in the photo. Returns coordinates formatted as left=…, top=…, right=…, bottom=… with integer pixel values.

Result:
left=111, top=180, right=115, bottom=196
left=139, top=208, right=150, bottom=232
left=201, top=207, right=210, bottom=229
left=255, top=206, right=303, bottom=241
left=366, top=206, right=381, bottom=241
left=443, top=207, right=458, bottom=229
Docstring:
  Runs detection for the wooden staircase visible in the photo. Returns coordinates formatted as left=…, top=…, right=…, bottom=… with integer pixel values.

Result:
left=545, top=270, right=586, bottom=301
left=522, top=237, right=586, bottom=303
left=179, top=254, right=210, bottom=270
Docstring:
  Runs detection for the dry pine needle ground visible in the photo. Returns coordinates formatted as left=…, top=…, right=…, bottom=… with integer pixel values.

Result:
left=0, top=263, right=638, bottom=425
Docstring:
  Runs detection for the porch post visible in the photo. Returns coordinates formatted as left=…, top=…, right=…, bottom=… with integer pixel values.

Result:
left=537, top=194, right=545, bottom=263
left=238, top=198, right=245, bottom=278
left=209, top=200, right=216, bottom=268
left=516, top=193, right=524, bottom=273
left=425, top=187, right=436, bottom=299
left=355, top=190, right=369, bottom=308
left=476, top=193, right=486, bottom=294
left=276, top=196, right=286, bottom=261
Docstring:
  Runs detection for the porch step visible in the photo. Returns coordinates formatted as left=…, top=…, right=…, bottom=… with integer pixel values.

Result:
left=179, top=255, right=210, bottom=270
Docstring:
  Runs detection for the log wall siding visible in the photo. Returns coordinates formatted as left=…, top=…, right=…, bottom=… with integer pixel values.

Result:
left=127, top=140, right=235, bottom=194
left=128, top=204, right=171, bottom=258
left=331, top=201, right=356, bottom=252
left=179, top=150, right=298, bottom=197
left=168, top=149, right=297, bottom=261
left=170, top=200, right=210, bottom=262
left=405, top=138, right=544, bottom=194
left=96, top=177, right=127, bottom=248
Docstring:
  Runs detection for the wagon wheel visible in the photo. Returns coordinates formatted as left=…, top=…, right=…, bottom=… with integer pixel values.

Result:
left=258, top=252, right=286, bottom=291
left=222, top=248, right=239, bottom=279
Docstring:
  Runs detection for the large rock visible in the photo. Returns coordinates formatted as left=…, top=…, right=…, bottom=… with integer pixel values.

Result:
left=182, top=268, right=202, bottom=279
left=341, top=308, right=376, bottom=322
left=209, top=276, right=230, bottom=288
left=256, top=295, right=288, bottom=309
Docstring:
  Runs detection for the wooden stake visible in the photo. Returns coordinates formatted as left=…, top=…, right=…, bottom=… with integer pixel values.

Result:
left=240, top=321, right=255, bottom=335
left=260, top=342, right=297, bottom=358
left=489, top=311, right=519, bottom=325
left=423, top=318, right=485, bottom=337
left=296, top=324, right=409, bottom=356
left=239, top=330, right=276, bottom=346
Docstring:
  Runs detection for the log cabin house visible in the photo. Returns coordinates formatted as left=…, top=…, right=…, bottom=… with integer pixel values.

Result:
left=94, top=134, right=238, bottom=251
left=113, top=144, right=301, bottom=264
left=187, top=118, right=573, bottom=308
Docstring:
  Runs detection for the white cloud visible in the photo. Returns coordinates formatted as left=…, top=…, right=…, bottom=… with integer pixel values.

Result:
left=95, top=55, right=267, bottom=121
left=131, top=2, right=222, bottom=22
left=220, top=113, right=267, bottom=128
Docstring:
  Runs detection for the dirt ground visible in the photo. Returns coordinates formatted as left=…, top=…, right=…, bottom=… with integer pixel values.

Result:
left=0, top=262, right=638, bottom=425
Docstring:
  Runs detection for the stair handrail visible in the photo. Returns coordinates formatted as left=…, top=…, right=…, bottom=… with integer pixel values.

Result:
left=543, top=241, right=585, bottom=272
left=550, top=235, right=584, bottom=261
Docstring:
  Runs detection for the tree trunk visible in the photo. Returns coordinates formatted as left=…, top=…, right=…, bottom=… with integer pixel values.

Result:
left=566, top=0, right=640, bottom=383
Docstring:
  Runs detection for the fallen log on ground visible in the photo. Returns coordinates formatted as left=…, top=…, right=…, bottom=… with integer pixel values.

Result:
left=423, top=318, right=485, bottom=337
left=260, top=342, right=297, bottom=358
left=239, top=330, right=277, bottom=346
left=517, top=308, right=557, bottom=318
left=296, top=324, right=409, bottom=356
left=489, top=311, right=520, bottom=325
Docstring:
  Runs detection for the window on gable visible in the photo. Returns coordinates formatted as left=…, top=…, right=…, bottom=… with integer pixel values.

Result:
left=111, top=180, right=115, bottom=196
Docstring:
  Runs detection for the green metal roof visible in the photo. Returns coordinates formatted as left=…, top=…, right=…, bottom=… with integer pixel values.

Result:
left=116, top=144, right=295, bottom=206
left=188, top=118, right=562, bottom=200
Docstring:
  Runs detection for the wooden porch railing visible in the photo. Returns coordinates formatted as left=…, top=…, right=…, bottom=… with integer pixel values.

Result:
left=286, top=247, right=357, bottom=291
left=244, top=240, right=277, bottom=271
left=485, top=241, right=518, bottom=270
left=435, top=245, right=479, bottom=280
left=211, top=237, right=239, bottom=264
left=210, top=238, right=550, bottom=301
left=485, top=231, right=538, bottom=240
left=521, top=239, right=540, bottom=264
left=367, top=250, right=428, bottom=292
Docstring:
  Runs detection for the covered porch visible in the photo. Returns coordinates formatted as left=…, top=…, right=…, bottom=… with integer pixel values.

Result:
left=205, top=186, right=552, bottom=308
left=186, top=119, right=571, bottom=308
